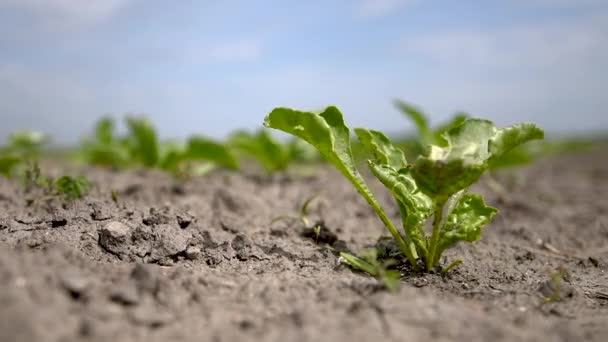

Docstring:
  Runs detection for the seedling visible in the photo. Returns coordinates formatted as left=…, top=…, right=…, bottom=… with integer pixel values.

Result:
left=340, top=248, right=400, bottom=292
left=22, top=161, right=50, bottom=192
left=111, top=189, right=119, bottom=203
left=80, top=116, right=239, bottom=175
left=541, top=265, right=571, bottom=304
left=0, top=130, right=49, bottom=178
left=264, top=106, right=543, bottom=274
left=54, top=175, right=90, bottom=201
left=271, top=194, right=323, bottom=241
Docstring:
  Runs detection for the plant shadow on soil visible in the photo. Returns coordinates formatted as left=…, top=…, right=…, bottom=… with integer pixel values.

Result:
left=1, top=147, right=608, bottom=341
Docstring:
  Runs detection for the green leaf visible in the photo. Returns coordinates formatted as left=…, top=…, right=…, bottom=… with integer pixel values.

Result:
left=228, top=129, right=288, bottom=172
left=54, top=175, right=90, bottom=201
left=8, top=130, right=49, bottom=158
left=354, top=128, right=408, bottom=170
left=340, top=251, right=378, bottom=276
left=126, top=117, right=159, bottom=167
left=0, top=155, right=21, bottom=177
left=437, top=194, right=497, bottom=256
left=367, top=161, right=432, bottom=257
left=411, top=153, right=486, bottom=201
left=84, top=145, right=130, bottom=168
left=264, top=107, right=372, bottom=201
left=95, top=117, right=115, bottom=145
left=488, top=123, right=544, bottom=165
left=411, top=119, right=544, bottom=200
left=487, top=145, right=535, bottom=170
left=382, top=270, right=401, bottom=292
left=287, top=138, right=319, bottom=163
left=186, top=136, right=239, bottom=170
left=433, top=113, right=469, bottom=146
left=159, top=141, right=186, bottom=172
left=394, top=100, right=430, bottom=140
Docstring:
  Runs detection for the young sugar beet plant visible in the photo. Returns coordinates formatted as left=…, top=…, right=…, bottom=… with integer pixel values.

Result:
left=264, top=106, right=544, bottom=274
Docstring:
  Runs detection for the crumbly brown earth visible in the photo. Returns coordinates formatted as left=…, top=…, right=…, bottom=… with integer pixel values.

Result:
left=1, top=147, right=607, bottom=342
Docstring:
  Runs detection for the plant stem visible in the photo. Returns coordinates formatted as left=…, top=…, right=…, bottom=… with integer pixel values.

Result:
left=426, top=199, right=446, bottom=272
left=374, top=205, right=419, bottom=271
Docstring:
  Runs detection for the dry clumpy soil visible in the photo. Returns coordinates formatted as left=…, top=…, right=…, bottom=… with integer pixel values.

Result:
left=1, top=148, right=607, bottom=342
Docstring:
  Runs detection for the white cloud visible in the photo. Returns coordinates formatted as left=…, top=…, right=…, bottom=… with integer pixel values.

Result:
left=399, top=15, right=608, bottom=70
left=355, top=0, right=415, bottom=17
left=0, top=0, right=132, bottom=31
left=395, top=15, right=608, bottom=133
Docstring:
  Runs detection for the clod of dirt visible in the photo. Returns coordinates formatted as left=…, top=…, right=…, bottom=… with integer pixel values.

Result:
left=143, top=207, right=173, bottom=226
left=147, top=224, right=190, bottom=262
left=59, top=271, right=90, bottom=299
left=89, top=200, right=114, bottom=221
left=176, top=212, right=195, bottom=229
left=231, top=234, right=253, bottom=261
left=99, top=221, right=130, bottom=255
left=184, top=246, right=201, bottom=260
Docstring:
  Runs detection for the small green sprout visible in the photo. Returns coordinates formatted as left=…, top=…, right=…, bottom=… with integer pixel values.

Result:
left=271, top=194, right=318, bottom=227
left=54, top=175, right=90, bottom=201
left=22, top=161, right=50, bottom=192
left=111, top=189, right=119, bottom=203
left=264, top=106, right=543, bottom=273
left=541, top=266, right=571, bottom=304
left=271, top=194, right=323, bottom=241
left=340, top=248, right=400, bottom=292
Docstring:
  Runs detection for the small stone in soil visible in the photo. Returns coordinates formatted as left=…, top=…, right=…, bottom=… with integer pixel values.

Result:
left=185, top=246, right=201, bottom=260
left=99, top=221, right=130, bottom=254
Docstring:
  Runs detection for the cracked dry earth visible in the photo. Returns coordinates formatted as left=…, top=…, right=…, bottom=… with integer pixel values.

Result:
left=1, top=147, right=607, bottom=342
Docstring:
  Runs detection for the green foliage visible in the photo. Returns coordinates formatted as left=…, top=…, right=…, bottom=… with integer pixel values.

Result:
left=125, top=117, right=159, bottom=167
left=22, top=161, right=51, bottom=192
left=0, top=130, right=49, bottom=178
left=0, top=156, right=21, bottom=177
left=394, top=100, right=468, bottom=156
left=8, top=130, right=49, bottom=159
left=340, top=249, right=400, bottom=292
left=265, top=106, right=544, bottom=273
left=186, top=136, right=239, bottom=170
left=54, top=175, right=90, bottom=201
left=79, top=116, right=131, bottom=167
left=227, top=129, right=318, bottom=173
left=80, top=116, right=238, bottom=176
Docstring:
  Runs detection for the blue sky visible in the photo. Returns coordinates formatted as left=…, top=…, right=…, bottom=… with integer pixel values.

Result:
left=1, top=0, right=607, bottom=144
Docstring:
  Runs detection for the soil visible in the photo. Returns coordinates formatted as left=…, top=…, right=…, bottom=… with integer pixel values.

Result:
left=1, top=147, right=607, bottom=342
